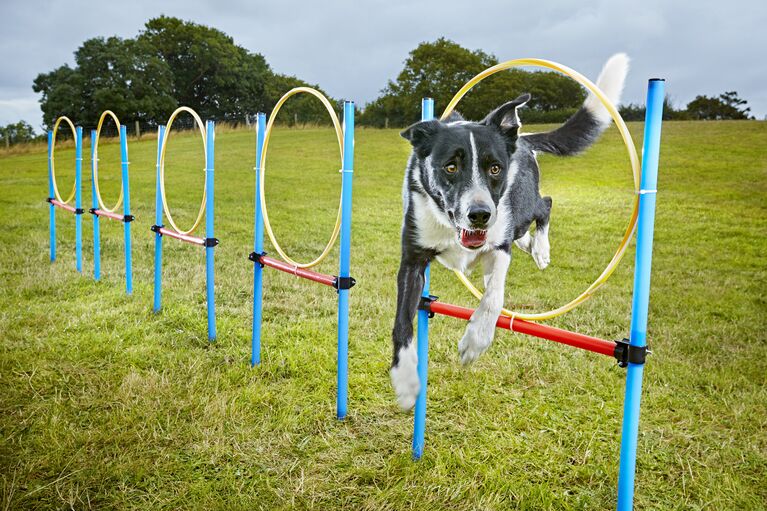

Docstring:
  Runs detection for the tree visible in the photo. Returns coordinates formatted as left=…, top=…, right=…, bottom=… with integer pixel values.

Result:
left=360, top=38, right=586, bottom=127
left=686, top=91, right=753, bottom=120
left=618, top=96, right=689, bottom=121
left=264, top=73, right=340, bottom=125
left=0, top=121, right=37, bottom=147
left=32, top=16, right=302, bottom=129
left=34, top=36, right=176, bottom=128
left=139, top=16, right=271, bottom=122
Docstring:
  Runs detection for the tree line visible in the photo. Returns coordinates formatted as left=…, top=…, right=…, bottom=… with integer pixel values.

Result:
left=1, top=22, right=757, bottom=147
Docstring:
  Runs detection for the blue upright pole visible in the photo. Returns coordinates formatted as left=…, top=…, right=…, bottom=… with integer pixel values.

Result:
left=336, top=101, right=355, bottom=420
left=251, top=113, right=267, bottom=366
left=616, top=78, right=665, bottom=511
left=75, top=126, right=83, bottom=273
left=413, top=97, right=434, bottom=459
left=90, top=130, right=100, bottom=280
left=153, top=126, right=166, bottom=313
left=47, top=131, right=56, bottom=262
left=205, top=120, right=216, bottom=341
left=120, top=125, right=132, bottom=295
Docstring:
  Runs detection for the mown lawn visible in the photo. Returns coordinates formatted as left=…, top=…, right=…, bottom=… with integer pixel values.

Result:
left=1, top=120, right=765, bottom=510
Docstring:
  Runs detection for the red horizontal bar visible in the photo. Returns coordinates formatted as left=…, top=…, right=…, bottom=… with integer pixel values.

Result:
left=50, top=199, right=76, bottom=213
left=158, top=227, right=205, bottom=246
left=428, top=300, right=617, bottom=358
left=260, top=255, right=336, bottom=287
left=92, top=209, right=124, bottom=221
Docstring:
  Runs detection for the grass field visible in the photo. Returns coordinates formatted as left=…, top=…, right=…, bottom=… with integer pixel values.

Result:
left=1, top=119, right=765, bottom=510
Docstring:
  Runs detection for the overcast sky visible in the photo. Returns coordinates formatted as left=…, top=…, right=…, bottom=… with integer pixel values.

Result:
left=1, top=0, right=765, bottom=130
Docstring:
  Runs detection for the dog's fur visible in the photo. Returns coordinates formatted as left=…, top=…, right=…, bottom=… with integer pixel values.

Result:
left=390, top=54, right=629, bottom=410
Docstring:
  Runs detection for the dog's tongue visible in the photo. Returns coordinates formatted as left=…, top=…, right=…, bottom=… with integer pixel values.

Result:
left=460, top=229, right=487, bottom=248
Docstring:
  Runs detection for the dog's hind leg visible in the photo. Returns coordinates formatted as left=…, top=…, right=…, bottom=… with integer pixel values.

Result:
left=531, top=196, right=552, bottom=270
left=390, top=256, right=429, bottom=411
left=514, top=232, right=532, bottom=254
left=458, top=249, right=511, bottom=365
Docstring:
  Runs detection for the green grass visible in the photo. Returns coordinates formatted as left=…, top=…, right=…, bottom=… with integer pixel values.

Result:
left=1, top=120, right=766, bottom=510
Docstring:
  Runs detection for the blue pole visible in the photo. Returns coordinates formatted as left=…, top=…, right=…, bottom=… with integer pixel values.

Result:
left=153, top=126, right=166, bottom=313
left=205, top=120, right=216, bottom=341
left=336, top=101, right=355, bottom=420
left=90, top=130, right=100, bottom=281
left=47, top=131, right=56, bottom=262
left=413, top=97, right=434, bottom=459
left=251, top=113, right=267, bottom=366
left=616, top=78, right=665, bottom=511
left=75, top=126, right=83, bottom=273
left=120, top=125, right=132, bottom=295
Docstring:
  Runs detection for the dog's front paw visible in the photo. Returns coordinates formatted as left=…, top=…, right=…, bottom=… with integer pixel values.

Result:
left=458, top=319, right=494, bottom=365
left=531, top=235, right=550, bottom=270
left=390, top=344, right=420, bottom=411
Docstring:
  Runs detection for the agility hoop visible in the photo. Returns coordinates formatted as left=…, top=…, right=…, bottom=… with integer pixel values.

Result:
left=50, top=116, right=78, bottom=204
left=159, top=106, right=208, bottom=235
left=92, top=110, right=124, bottom=213
left=259, top=87, right=344, bottom=269
left=442, top=58, right=641, bottom=321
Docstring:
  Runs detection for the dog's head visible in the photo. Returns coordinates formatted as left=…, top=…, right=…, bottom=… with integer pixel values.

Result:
left=401, top=93, right=530, bottom=250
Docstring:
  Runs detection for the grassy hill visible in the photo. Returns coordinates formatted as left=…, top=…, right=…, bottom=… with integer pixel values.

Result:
left=1, top=120, right=765, bottom=509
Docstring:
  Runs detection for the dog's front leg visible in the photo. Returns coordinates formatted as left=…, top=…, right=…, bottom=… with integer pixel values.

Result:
left=390, top=255, right=429, bottom=411
left=458, top=249, right=511, bottom=365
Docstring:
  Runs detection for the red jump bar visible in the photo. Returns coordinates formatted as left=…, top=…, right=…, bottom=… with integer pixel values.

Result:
left=157, top=227, right=205, bottom=246
left=92, top=209, right=124, bottom=221
left=50, top=199, right=76, bottom=213
left=259, top=255, right=337, bottom=287
left=427, top=299, right=617, bottom=358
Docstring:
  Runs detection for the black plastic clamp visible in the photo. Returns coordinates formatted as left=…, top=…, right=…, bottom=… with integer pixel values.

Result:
left=613, top=338, right=649, bottom=368
left=123, top=214, right=135, bottom=223
left=151, top=224, right=163, bottom=235
left=89, top=207, right=98, bottom=215
left=248, top=251, right=267, bottom=267
left=204, top=237, right=219, bottom=248
left=417, top=294, right=438, bottom=318
left=75, top=208, right=85, bottom=215
left=45, top=197, right=53, bottom=204
left=333, top=276, right=357, bottom=290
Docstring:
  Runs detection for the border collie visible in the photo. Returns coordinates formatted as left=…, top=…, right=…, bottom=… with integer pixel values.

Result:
left=390, top=54, right=629, bottom=410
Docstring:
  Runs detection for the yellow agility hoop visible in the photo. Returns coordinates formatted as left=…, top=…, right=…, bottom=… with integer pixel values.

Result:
left=159, top=106, right=208, bottom=235
left=50, top=116, right=78, bottom=204
left=259, top=87, right=344, bottom=269
left=442, top=58, right=641, bottom=321
left=93, top=110, right=124, bottom=213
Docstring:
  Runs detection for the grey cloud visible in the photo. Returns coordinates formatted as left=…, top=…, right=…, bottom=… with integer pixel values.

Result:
left=1, top=0, right=765, bottom=129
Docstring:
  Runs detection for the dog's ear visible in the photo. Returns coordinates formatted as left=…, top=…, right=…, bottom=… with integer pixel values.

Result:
left=400, top=120, right=442, bottom=155
left=481, top=93, right=531, bottom=144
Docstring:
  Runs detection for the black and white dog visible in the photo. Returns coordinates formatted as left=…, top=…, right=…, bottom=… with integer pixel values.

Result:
left=391, top=54, right=629, bottom=410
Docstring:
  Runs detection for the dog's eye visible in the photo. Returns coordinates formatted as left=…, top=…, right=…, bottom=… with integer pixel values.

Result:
left=444, top=163, right=458, bottom=174
left=489, top=164, right=502, bottom=176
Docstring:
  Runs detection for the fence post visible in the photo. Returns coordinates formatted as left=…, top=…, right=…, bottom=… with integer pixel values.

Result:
left=616, top=78, right=665, bottom=511
left=412, top=97, right=434, bottom=459
left=47, top=131, right=56, bottom=262
left=252, top=113, right=267, bottom=366
left=336, top=100, right=355, bottom=420
left=120, top=125, right=132, bottom=294
left=91, top=130, right=100, bottom=280
left=205, top=120, right=216, bottom=341
left=153, top=126, right=166, bottom=313
left=75, top=126, right=83, bottom=273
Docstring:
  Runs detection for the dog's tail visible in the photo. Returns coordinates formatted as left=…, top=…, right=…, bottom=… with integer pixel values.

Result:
left=522, top=53, right=629, bottom=156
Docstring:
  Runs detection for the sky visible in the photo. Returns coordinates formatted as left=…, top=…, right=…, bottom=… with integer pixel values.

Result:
left=1, top=0, right=765, bottom=131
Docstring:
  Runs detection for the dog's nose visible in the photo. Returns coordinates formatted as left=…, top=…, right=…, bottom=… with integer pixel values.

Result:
left=468, top=205, right=492, bottom=228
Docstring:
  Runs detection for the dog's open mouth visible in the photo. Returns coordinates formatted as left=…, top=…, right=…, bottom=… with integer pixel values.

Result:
left=459, top=228, right=487, bottom=249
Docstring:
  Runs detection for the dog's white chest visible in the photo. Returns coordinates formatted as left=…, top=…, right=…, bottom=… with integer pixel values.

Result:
left=411, top=192, right=482, bottom=273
